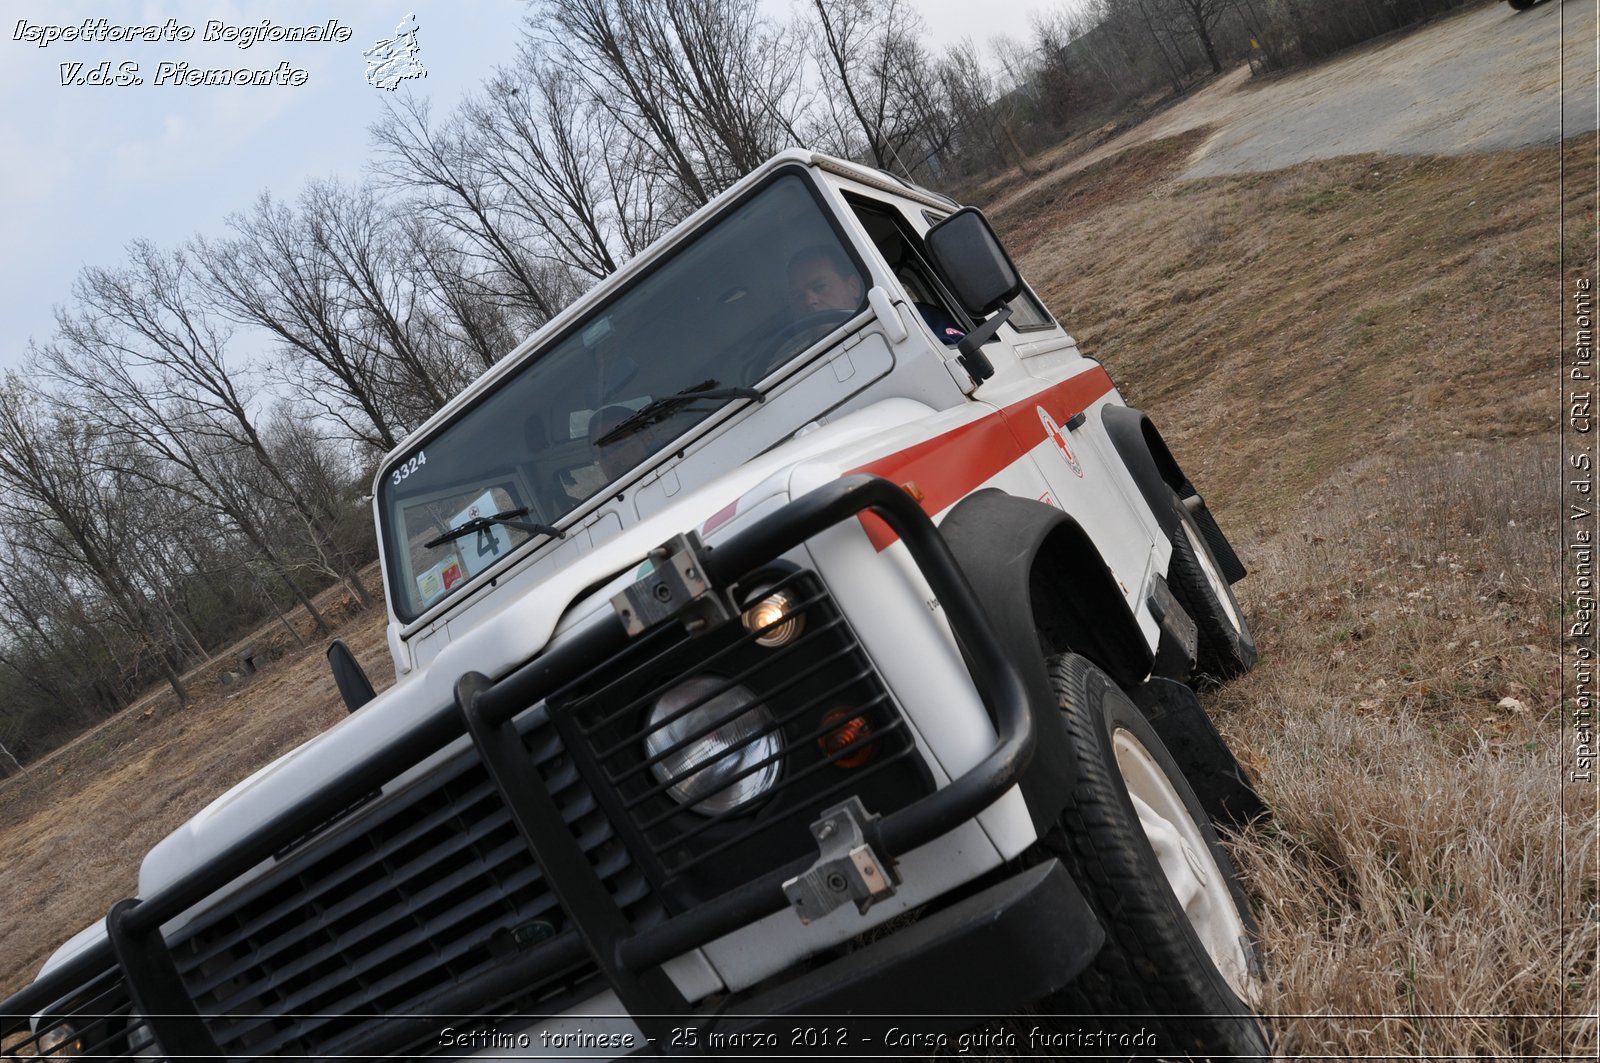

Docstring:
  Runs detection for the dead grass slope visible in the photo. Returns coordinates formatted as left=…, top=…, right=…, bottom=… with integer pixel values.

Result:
left=991, top=132, right=1572, bottom=527
left=983, top=133, right=1588, bottom=1056
left=1218, top=444, right=1583, bottom=1058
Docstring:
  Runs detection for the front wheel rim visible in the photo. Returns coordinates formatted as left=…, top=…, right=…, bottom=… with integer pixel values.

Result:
left=1113, top=727, right=1259, bottom=1004
left=1182, top=517, right=1243, bottom=634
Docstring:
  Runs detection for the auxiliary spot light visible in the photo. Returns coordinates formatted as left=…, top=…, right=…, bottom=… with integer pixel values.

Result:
left=740, top=587, right=804, bottom=647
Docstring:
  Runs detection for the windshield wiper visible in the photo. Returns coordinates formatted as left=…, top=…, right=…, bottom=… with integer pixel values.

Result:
left=424, top=507, right=565, bottom=549
left=594, top=379, right=763, bottom=446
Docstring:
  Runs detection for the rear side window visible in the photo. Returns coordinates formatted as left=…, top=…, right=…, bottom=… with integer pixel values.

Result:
left=1005, top=285, right=1055, bottom=331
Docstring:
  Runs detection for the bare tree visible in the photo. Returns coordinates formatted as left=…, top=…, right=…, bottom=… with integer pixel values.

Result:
left=371, top=95, right=572, bottom=326
left=403, top=219, right=522, bottom=374
left=0, top=532, right=131, bottom=729
left=0, top=384, right=191, bottom=705
left=1163, top=0, right=1232, bottom=74
left=937, top=41, right=1020, bottom=177
left=195, top=194, right=404, bottom=453
left=532, top=0, right=805, bottom=203
left=806, top=0, right=929, bottom=172
left=50, top=242, right=372, bottom=608
left=39, top=334, right=339, bottom=636
left=466, top=53, right=630, bottom=281
left=301, top=179, right=456, bottom=417
left=534, top=0, right=711, bottom=206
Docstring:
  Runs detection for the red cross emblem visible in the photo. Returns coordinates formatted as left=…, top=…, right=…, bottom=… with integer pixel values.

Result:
left=1037, top=405, right=1085, bottom=478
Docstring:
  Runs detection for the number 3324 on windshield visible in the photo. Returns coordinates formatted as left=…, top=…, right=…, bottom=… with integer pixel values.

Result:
left=391, top=452, right=426, bottom=486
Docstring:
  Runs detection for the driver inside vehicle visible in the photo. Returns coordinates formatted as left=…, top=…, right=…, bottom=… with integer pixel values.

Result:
left=785, top=245, right=966, bottom=346
left=787, top=244, right=865, bottom=317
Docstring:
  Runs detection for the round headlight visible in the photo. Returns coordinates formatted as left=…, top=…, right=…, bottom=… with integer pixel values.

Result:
left=741, top=587, right=804, bottom=647
left=645, top=676, right=781, bottom=815
left=37, top=1022, right=83, bottom=1058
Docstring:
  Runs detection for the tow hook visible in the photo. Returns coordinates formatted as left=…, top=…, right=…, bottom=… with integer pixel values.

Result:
left=782, top=797, right=898, bottom=923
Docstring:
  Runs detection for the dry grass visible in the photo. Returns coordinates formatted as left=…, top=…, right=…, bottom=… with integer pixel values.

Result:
left=1213, top=444, right=1587, bottom=1058
left=990, top=132, right=1577, bottom=527
left=0, top=593, right=389, bottom=999
left=982, top=128, right=1590, bottom=1057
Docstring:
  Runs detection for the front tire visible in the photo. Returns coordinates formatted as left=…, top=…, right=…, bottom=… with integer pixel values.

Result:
left=1044, top=654, right=1268, bottom=1060
left=1167, top=499, right=1257, bottom=683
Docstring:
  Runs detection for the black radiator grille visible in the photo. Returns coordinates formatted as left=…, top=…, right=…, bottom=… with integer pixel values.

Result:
left=165, top=711, right=659, bottom=1057
left=556, top=570, right=931, bottom=896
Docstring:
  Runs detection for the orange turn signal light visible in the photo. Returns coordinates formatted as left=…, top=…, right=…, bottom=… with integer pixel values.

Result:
left=818, top=708, right=877, bottom=768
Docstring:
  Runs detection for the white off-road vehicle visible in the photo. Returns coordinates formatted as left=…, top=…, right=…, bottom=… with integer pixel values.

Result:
left=4, top=150, right=1268, bottom=1061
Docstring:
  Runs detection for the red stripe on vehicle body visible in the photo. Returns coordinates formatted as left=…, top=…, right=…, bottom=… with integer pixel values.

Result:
left=849, top=366, right=1117, bottom=550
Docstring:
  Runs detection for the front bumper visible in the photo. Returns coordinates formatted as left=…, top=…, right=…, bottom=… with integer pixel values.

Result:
left=496, top=859, right=1102, bottom=1060
left=707, top=859, right=1102, bottom=1049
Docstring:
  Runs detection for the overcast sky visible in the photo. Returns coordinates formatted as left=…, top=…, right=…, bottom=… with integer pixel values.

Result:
left=0, top=0, right=1068, bottom=374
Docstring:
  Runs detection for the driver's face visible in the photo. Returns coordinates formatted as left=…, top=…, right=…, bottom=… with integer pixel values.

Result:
left=788, top=258, right=863, bottom=314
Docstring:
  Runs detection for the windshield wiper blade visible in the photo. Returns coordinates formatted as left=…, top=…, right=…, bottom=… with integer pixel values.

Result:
left=424, top=506, right=565, bottom=549
left=594, top=379, right=763, bottom=446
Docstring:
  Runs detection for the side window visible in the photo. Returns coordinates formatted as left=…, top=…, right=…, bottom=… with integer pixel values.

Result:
left=847, top=196, right=972, bottom=345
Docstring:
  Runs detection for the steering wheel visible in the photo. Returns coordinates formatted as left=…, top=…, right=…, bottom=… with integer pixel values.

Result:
left=745, top=309, right=856, bottom=384
left=772, top=308, right=855, bottom=347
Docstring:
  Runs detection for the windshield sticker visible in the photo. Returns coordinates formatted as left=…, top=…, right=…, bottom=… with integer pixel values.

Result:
left=416, top=557, right=465, bottom=605
left=391, top=450, right=427, bottom=486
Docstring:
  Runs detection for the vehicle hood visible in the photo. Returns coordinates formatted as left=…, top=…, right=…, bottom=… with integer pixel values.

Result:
left=136, top=398, right=936, bottom=909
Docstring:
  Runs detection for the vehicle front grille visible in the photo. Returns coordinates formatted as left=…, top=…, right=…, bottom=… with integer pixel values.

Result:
left=165, top=712, right=659, bottom=1057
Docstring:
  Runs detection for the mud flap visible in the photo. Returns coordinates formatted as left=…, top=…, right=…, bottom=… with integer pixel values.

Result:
left=1129, top=677, right=1267, bottom=828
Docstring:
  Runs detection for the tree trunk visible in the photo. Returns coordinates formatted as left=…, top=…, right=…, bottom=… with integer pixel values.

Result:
left=343, top=566, right=375, bottom=609
left=1196, top=23, right=1222, bottom=75
left=1136, top=0, right=1188, bottom=96
left=259, top=581, right=309, bottom=649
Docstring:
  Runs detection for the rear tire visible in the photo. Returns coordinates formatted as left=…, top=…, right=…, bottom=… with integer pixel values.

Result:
left=1167, top=499, right=1256, bottom=683
left=1043, top=654, right=1269, bottom=1061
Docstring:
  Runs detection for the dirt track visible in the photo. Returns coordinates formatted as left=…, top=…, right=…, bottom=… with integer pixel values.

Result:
left=993, top=0, right=1596, bottom=210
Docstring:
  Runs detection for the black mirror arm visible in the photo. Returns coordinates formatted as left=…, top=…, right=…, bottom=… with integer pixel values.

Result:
left=955, top=305, right=1012, bottom=384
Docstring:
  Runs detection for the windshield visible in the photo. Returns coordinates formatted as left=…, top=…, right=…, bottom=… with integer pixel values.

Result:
left=379, top=171, right=868, bottom=622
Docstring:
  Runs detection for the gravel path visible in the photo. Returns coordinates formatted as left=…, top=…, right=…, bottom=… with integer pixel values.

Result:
left=991, top=0, right=1595, bottom=209
left=1153, top=0, right=1595, bottom=177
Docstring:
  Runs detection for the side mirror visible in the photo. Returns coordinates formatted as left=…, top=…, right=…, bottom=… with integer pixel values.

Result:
left=925, top=207, right=1024, bottom=318
left=327, top=639, right=376, bottom=713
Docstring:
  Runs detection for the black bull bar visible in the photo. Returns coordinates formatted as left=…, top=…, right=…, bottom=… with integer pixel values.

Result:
left=1, top=474, right=1041, bottom=1057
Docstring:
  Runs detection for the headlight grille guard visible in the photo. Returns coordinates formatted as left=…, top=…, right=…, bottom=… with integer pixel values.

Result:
left=0, top=473, right=1038, bottom=1057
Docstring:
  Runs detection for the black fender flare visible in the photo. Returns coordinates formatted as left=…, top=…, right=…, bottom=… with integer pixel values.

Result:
left=1101, top=404, right=1188, bottom=540
left=1101, top=404, right=1246, bottom=584
left=937, top=489, right=1154, bottom=834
